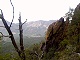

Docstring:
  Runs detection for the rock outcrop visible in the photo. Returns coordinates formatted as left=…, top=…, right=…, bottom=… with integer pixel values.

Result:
left=41, top=17, right=69, bottom=52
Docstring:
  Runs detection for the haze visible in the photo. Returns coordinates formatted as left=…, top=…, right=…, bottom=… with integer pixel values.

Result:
left=0, top=0, right=80, bottom=23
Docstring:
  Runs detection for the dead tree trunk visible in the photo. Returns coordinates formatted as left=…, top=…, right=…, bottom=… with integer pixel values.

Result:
left=0, top=0, right=26, bottom=59
left=0, top=10, right=21, bottom=57
left=0, top=10, right=26, bottom=60
left=18, top=13, right=26, bottom=60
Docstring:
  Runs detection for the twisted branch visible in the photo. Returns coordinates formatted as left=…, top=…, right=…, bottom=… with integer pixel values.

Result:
left=10, top=0, right=14, bottom=27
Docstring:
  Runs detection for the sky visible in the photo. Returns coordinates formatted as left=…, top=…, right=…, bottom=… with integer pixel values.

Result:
left=0, top=0, right=80, bottom=23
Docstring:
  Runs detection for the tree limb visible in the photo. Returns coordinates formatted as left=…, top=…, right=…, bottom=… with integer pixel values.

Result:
left=0, top=26, right=5, bottom=28
left=22, top=19, right=27, bottom=25
left=0, top=32, right=4, bottom=37
left=0, top=32, right=11, bottom=37
left=0, top=9, right=4, bottom=18
left=10, top=0, right=14, bottom=27
left=34, top=51, right=39, bottom=57
left=18, top=13, right=26, bottom=60
left=0, top=11, right=21, bottom=56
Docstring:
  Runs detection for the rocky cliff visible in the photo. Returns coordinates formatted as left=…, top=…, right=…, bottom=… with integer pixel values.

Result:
left=41, top=17, right=70, bottom=52
left=41, top=3, right=80, bottom=54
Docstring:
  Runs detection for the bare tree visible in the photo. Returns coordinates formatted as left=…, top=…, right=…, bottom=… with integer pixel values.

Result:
left=18, top=13, right=27, bottom=60
left=0, top=0, right=27, bottom=60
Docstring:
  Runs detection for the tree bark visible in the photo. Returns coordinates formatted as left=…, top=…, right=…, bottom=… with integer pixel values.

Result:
left=19, top=13, right=26, bottom=60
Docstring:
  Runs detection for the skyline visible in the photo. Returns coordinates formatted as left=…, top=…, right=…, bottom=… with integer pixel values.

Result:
left=0, top=0, right=80, bottom=23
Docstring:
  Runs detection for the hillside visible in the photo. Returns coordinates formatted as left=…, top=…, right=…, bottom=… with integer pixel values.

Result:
left=40, top=3, right=80, bottom=60
left=0, top=20, right=56, bottom=37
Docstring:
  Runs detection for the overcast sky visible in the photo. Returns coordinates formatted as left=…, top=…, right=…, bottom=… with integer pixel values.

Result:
left=0, top=0, right=80, bottom=23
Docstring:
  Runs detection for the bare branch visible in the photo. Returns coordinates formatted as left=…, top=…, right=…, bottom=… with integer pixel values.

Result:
left=18, top=13, right=26, bottom=59
left=10, top=0, right=14, bottom=27
left=0, top=26, right=5, bottom=28
left=22, top=19, right=27, bottom=25
left=31, top=51, right=44, bottom=60
left=0, top=9, right=3, bottom=15
left=4, top=35, right=11, bottom=37
left=0, top=9, right=4, bottom=18
left=1, top=11, right=21, bottom=56
left=0, top=32, right=4, bottom=37
left=0, top=32, right=11, bottom=37
left=0, top=14, right=2, bottom=18
left=40, top=51, right=44, bottom=59
left=34, top=51, right=39, bottom=57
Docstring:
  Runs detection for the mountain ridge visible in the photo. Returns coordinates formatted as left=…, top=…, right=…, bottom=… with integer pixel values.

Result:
left=0, top=20, right=56, bottom=37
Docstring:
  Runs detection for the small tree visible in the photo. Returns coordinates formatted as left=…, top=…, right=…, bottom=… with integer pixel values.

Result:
left=65, top=8, right=74, bottom=19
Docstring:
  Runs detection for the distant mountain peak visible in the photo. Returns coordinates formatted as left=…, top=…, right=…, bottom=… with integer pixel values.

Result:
left=0, top=20, right=56, bottom=37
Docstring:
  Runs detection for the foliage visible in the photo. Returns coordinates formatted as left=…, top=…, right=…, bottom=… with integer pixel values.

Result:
left=23, top=43, right=44, bottom=60
left=42, top=46, right=56, bottom=60
left=59, top=39, right=69, bottom=50
left=65, top=8, right=74, bottom=19
left=72, top=6, right=80, bottom=25
left=0, top=53, right=19, bottom=60
left=42, top=4, right=80, bottom=60
left=0, top=37, right=45, bottom=60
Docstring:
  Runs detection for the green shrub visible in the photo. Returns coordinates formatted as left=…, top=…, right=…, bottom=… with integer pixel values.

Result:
left=59, top=39, right=69, bottom=50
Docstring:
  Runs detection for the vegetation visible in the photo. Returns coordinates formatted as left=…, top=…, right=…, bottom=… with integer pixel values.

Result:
left=0, top=37, right=45, bottom=60
left=0, top=2, right=80, bottom=60
left=41, top=4, right=80, bottom=60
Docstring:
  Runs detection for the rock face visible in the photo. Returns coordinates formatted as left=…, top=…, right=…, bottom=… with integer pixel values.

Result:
left=41, top=17, right=69, bottom=52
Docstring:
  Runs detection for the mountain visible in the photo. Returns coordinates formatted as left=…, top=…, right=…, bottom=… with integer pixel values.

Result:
left=0, top=20, right=56, bottom=37
left=23, top=20, right=56, bottom=37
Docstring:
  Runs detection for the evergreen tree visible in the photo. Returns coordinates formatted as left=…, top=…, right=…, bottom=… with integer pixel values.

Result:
left=72, top=3, right=80, bottom=25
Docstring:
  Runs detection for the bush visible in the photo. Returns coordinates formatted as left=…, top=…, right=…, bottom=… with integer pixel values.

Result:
left=59, top=39, right=69, bottom=50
